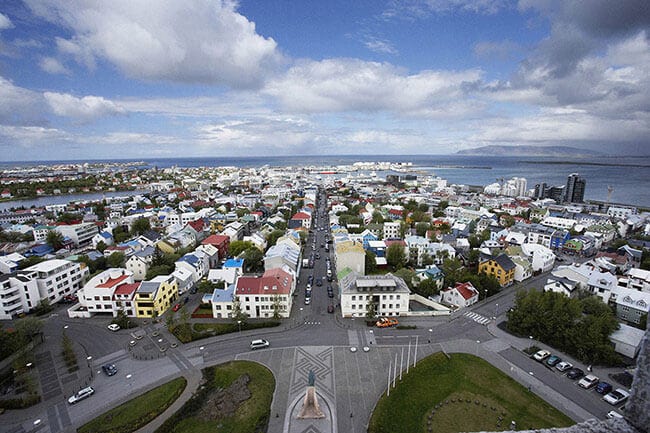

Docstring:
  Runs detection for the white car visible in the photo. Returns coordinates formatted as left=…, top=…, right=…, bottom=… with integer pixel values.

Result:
left=107, top=324, right=120, bottom=332
left=533, top=350, right=551, bottom=361
left=578, top=374, right=600, bottom=389
left=604, top=389, right=630, bottom=405
left=607, top=410, right=623, bottom=419
left=68, top=386, right=94, bottom=404
left=556, top=361, right=573, bottom=372
left=250, top=339, right=270, bottom=350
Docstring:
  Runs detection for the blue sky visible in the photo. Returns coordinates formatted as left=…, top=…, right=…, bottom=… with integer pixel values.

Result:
left=0, top=0, right=648, bottom=160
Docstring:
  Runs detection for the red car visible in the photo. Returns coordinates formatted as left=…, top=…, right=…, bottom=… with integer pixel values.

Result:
left=172, top=303, right=181, bottom=312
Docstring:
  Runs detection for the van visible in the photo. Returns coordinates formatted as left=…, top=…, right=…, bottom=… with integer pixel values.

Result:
left=68, top=386, right=94, bottom=404
left=250, top=339, right=269, bottom=350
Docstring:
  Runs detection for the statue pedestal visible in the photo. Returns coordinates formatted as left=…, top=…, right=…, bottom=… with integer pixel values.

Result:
left=297, top=386, right=325, bottom=419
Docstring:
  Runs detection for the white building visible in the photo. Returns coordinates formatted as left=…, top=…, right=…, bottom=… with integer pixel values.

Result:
left=19, top=259, right=88, bottom=305
left=339, top=272, right=410, bottom=318
left=234, top=267, right=295, bottom=318
left=0, top=274, right=39, bottom=320
left=383, top=221, right=401, bottom=239
left=521, top=243, right=556, bottom=273
left=440, top=282, right=479, bottom=309
left=55, top=222, right=99, bottom=246
left=76, top=268, right=134, bottom=316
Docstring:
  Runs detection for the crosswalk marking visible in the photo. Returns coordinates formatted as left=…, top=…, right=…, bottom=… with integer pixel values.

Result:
left=464, top=311, right=491, bottom=325
left=304, top=321, right=321, bottom=325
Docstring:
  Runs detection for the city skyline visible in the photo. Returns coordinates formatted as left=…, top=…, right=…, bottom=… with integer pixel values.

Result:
left=0, top=0, right=649, bottom=160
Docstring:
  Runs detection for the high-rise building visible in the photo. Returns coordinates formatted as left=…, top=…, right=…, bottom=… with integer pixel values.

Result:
left=534, top=182, right=547, bottom=199
left=565, top=173, right=586, bottom=203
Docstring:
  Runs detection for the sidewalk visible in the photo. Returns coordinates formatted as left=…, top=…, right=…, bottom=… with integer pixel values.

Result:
left=134, top=369, right=203, bottom=433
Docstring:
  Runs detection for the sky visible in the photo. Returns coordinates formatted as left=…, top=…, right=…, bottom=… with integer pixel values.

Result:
left=0, top=0, right=648, bottom=161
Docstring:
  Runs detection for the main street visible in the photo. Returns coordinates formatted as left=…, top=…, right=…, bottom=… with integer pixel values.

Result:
left=1, top=199, right=621, bottom=433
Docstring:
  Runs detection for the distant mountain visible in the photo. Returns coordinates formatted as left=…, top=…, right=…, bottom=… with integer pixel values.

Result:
left=456, top=145, right=602, bottom=157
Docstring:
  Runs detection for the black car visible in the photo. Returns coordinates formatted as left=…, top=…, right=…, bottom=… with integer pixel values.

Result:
left=308, top=275, right=314, bottom=285
left=566, top=368, right=584, bottom=380
left=316, top=278, right=322, bottom=286
left=102, top=363, right=118, bottom=376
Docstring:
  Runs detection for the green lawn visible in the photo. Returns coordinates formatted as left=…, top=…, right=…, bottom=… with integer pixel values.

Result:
left=77, top=377, right=186, bottom=433
left=368, top=352, right=573, bottom=433
left=157, top=361, right=275, bottom=433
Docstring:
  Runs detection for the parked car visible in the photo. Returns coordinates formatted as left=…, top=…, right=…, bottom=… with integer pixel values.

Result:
left=533, top=350, right=551, bottom=362
left=376, top=318, right=399, bottom=328
left=316, top=278, right=322, bottom=286
left=305, top=296, right=311, bottom=305
left=172, top=303, right=181, bottom=312
left=556, top=361, right=573, bottom=372
left=102, top=363, right=118, bottom=376
left=250, top=339, right=269, bottom=350
left=566, top=368, right=585, bottom=380
left=107, top=323, right=120, bottom=332
left=578, top=374, right=599, bottom=389
left=607, top=410, right=623, bottom=419
left=596, top=381, right=613, bottom=395
left=68, top=386, right=94, bottom=404
left=604, top=389, right=630, bottom=405
left=545, top=355, right=562, bottom=367
left=327, top=305, right=334, bottom=314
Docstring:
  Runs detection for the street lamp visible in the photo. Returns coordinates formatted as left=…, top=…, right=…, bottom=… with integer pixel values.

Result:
left=428, top=328, right=433, bottom=344
left=237, top=320, right=242, bottom=333
left=476, top=340, right=480, bottom=356
left=494, top=303, right=499, bottom=320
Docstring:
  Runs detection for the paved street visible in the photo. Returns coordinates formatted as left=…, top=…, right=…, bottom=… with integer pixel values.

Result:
left=0, top=205, right=629, bottom=433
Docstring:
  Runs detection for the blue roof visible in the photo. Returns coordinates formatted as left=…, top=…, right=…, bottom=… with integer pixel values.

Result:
left=224, top=258, right=244, bottom=268
left=179, top=254, right=199, bottom=265
left=100, top=231, right=113, bottom=239
left=210, top=285, right=235, bottom=303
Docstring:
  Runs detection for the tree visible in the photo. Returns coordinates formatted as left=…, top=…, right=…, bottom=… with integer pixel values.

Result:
left=393, top=268, right=416, bottom=290
left=14, top=317, right=43, bottom=342
left=232, top=296, right=246, bottom=322
left=130, top=217, right=151, bottom=236
left=57, top=212, right=78, bottom=224
left=371, top=211, right=384, bottom=223
left=365, top=250, right=378, bottom=274
left=365, top=301, right=377, bottom=319
left=106, top=252, right=126, bottom=268
left=415, top=222, right=431, bottom=237
left=501, top=214, right=515, bottom=228
left=441, top=257, right=464, bottom=287
left=243, top=247, right=264, bottom=273
left=112, top=226, right=130, bottom=243
left=272, top=294, right=282, bottom=319
left=267, top=229, right=285, bottom=247
left=96, top=240, right=108, bottom=253
left=229, top=240, right=254, bottom=257
left=468, top=249, right=480, bottom=266
left=386, top=243, right=407, bottom=270
left=46, top=230, right=64, bottom=250
left=416, top=278, right=440, bottom=298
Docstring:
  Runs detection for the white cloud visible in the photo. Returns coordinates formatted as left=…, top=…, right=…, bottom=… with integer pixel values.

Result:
left=364, top=37, right=398, bottom=55
left=0, top=125, right=72, bottom=145
left=39, top=56, right=71, bottom=75
left=0, top=13, right=13, bottom=30
left=473, top=40, right=521, bottom=59
left=44, top=92, right=126, bottom=121
left=264, top=58, right=483, bottom=115
left=27, top=0, right=282, bottom=87
left=383, top=0, right=509, bottom=19
left=0, top=76, right=45, bottom=125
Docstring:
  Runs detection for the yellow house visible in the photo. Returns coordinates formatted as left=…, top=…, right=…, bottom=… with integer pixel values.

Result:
left=134, top=275, right=178, bottom=318
left=156, top=238, right=179, bottom=254
left=478, top=253, right=516, bottom=287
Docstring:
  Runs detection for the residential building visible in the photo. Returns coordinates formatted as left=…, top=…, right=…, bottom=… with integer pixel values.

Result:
left=339, top=272, right=411, bottom=318
left=76, top=268, right=134, bottom=316
left=55, top=222, right=99, bottom=246
left=134, top=275, right=178, bottom=318
left=234, top=267, right=295, bottom=318
left=383, top=221, right=401, bottom=239
left=610, top=287, right=650, bottom=325
left=0, top=274, right=39, bottom=320
left=440, top=282, right=479, bottom=309
left=565, top=173, right=586, bottom=203
left=520, top=243, right=556, bottom=272
left=619, top=268, right=650, bottom=293
left=125, top=246, right=155, bottom=281
left=544, top=276, right=580, bottom=297
left=19, top=259, right=88, bottom=304
left=210, top=284, right=236, bottom=318
left=478, top=254, right=516, bottom=287
left=264, top=242, right=301, bottom=273
left=201, top=234, right=230, bottom=260
left=113, top=282, right=140, bottom=317
left=334, top=240, right=365, bottom=275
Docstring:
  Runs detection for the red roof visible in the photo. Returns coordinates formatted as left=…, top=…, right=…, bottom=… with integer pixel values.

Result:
left=291, top=212, right=311, bottom=220
left=187, top=218, right=205, bottom=232
left=202, top=234, right=230, bottom=246
left=114, top=282, right=140, bottom=296
left=384, top=240, right=406, bottom=247
left=454, top=282, right=478, bottom=300
left=236, top=268, right=293, bottom=295
left=97, top=274, right=130, bottom=289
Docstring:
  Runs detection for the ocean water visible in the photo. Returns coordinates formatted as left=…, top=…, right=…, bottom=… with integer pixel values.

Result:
left=2, top=155, right=649, bottom=208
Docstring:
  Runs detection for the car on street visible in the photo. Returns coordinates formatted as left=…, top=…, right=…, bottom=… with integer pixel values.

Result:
left=250, top=339, right=269, bottom=350
left=607, top=410, right=623, bottom=419
left=545, top=355, right=562, bottom=367
left=556, top=361, right=573, bottom=372
left=566, top=368, right=585, bottom=380
left=376, top=318, right=399, bottom=328
left=172, top=303, right=181, bottom=312
left=68, top=386, right=94, bottom=404
left=596, top=381, right=613, bottom=395
left=578, top=374, right=599, bottom=389
left=305, top=296, right=311, bottom=305
left=107, top=323, right=120, bottom=332
left=327, top=305, right=334, bottom=314
left=316, top=278, right=322, bottom=286
left=102, top=363, right=118, bottom=376
left=604, top=389, right=630, bottom=405
left=533, top=350, right=551, bottom=362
